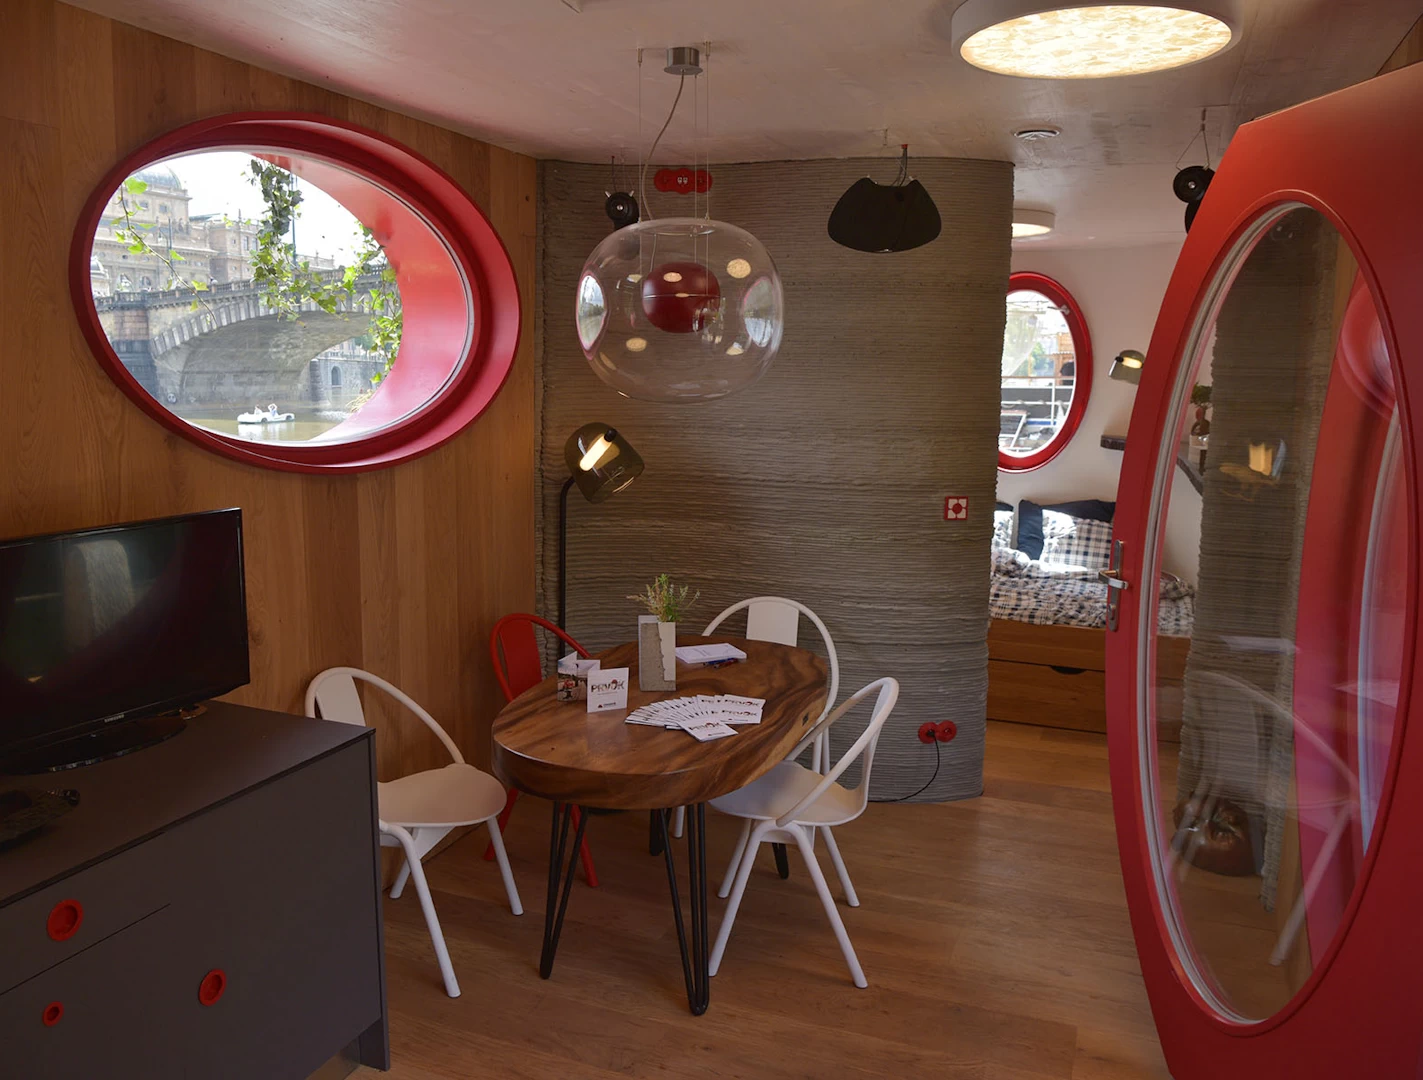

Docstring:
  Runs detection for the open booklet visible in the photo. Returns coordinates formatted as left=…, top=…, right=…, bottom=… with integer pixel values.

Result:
left=625, top=694, right=766, bottom=741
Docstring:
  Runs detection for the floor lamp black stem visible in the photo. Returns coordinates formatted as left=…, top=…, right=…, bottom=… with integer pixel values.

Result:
left=557, top=474, right=576, bottom=630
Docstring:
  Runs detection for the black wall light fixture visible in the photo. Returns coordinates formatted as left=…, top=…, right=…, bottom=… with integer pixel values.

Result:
left=1110, top=349, right=1145, bottom=384
left=1173, top=110, right=1217, bottom=233
left=828, top=145, right=942, bottom=253
left=1174, top=165, right=1215, bottom=233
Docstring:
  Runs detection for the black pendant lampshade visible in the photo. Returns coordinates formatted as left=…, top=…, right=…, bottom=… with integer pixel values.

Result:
left=828, top=148, right=942, bottom=254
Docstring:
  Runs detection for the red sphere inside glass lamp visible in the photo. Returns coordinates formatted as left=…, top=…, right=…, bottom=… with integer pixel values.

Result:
left=641, top=262, right=722, bottom=333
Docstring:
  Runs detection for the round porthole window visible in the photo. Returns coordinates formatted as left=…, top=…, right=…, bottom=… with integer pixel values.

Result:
left=71, top=113, right=521, bottom=472
left=997, top=271, right=1093, bottom=472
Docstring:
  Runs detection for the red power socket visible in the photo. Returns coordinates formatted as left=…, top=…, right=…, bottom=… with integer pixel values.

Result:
left=919, top=720, right=958, bottom=744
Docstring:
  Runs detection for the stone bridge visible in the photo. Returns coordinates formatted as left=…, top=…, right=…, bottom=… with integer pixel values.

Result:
left=96, top=270, right=381, bottom=408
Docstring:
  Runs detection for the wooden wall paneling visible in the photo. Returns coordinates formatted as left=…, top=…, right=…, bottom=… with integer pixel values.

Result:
left=0, top=117, right=67, bottom=532
left=1380, top=15, right=1423, bottom=73
left=0, top=2, right=538, bottom=790
left=0, top=0, right=58, bottom=129
left=55, top=5, right=130, bottom=530
left=355, top=467, right=409, bottom=779
left=193, top=47, right=258, bottom=115
left=108, top=20, right=201, bottom=148
left=302, top=477, right=365, bottom=686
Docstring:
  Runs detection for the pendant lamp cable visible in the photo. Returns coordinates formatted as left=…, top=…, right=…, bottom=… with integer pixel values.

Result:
left=692, top=61, right=700, bottom=227
left=640, top=73, right=686, bottom=222
left=636, top=48, right=644, bottom=210
left=703, top=42, right=712, bottom=224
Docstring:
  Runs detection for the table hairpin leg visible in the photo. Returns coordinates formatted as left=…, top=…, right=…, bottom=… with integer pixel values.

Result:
left=656, top=804, right=710, bottom=1015
left=772, top=843, right=791, bottom=879
left=540, top=801, right=590, bottom=979
left=649, top=809, right=664, bottom=856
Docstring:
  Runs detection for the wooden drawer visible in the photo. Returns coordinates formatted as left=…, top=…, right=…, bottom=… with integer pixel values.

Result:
left=988, top=619, right=1106, bottom=671
left=987, top=659, right=1107, bottom=733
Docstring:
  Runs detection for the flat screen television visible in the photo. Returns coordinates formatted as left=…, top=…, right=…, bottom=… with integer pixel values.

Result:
left=0, top=509, right=249, bottom=773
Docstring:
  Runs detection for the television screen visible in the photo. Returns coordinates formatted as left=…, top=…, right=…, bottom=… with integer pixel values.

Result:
left=0, top=509, right=249, bottom=756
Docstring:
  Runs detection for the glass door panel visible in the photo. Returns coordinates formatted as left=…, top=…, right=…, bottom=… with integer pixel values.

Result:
left=1139, top=205, right=1406, bottom=1023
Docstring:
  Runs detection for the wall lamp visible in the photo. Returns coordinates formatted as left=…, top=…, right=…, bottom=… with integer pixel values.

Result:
left=1110, top=349, right=1145, bottom=384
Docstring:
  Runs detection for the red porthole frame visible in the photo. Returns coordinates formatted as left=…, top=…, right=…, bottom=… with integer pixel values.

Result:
left=997, top=270, right=1093, bottom=472
left=68, top=113, right=521, bottom=473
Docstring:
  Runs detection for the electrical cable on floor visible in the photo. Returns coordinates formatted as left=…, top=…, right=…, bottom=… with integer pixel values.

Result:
left=876, top=738, right=941, bottom=803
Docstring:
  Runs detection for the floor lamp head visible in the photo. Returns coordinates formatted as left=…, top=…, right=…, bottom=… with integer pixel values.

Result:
left=564, top=423, right=645, bottom=503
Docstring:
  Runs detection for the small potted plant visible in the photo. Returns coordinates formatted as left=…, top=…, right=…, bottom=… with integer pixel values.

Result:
left=628, top=574, right=698, bottom=691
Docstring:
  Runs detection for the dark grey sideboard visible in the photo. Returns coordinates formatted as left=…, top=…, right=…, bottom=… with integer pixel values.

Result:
left=0, top=701, right=388, bottom=1079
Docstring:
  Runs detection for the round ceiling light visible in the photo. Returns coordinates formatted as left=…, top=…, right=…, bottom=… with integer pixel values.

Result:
left=1012, top=208, right=1056, bottom=238
left=953, top=2, right=1238, bottom=79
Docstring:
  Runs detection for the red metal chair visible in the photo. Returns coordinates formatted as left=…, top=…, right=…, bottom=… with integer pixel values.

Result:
left=485, top=613, right=598, bottom=887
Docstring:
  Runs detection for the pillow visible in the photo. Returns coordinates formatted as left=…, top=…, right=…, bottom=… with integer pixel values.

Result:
left=991, top=544, right=1031, bottom=576
left=1015, top=498, right=1116, bottom=559
left=992, top=509, right=1014, bottom=550
left=1040, top=513, right=1114, bottom=571
left=1159, top=571, right=1193, bottom=600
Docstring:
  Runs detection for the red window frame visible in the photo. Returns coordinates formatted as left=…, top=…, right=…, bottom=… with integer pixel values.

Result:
left=997, top=270, right=1093, bottom=472
left=69, top=113, right=521, bottom=473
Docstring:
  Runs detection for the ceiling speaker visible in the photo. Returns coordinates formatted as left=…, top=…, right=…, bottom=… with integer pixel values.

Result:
left=605, top=191, right=640, bottom=230
left=1173, top=165, right=1215, bottom=233
left=827, top=177, right=942, bottom=253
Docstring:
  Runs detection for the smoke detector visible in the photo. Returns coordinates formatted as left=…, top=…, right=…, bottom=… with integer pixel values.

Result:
left=1014, top=126, right=1061, bottom=141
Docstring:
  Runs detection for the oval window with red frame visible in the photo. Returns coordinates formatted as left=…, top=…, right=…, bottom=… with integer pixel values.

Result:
left=71, top=114, right=521, bottom=472
left=998, top=272, right=1092, bottom=471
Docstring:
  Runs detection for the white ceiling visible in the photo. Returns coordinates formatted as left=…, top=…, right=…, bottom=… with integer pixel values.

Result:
left=74, top=0, right=1420, bottom=247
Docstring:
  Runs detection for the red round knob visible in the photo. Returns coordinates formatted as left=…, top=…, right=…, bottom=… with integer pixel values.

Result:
left=46, top=900, right=83, bottom=942
left=640, top=261, right=722, bottom=334
left=42, top=1002, right=64, bottom=1027
left=198, top=969, right=227, bottom=1007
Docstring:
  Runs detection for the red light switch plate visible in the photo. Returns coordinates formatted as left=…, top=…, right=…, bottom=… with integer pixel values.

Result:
left=943, top=496, right=969, bottom=521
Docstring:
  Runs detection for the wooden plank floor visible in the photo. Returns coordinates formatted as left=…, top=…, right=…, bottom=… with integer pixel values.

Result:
left=357, top=722, right=1170, bottom=1079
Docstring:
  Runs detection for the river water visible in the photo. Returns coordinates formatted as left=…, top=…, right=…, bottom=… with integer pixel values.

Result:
left=178, top=407, right=347, bottom=443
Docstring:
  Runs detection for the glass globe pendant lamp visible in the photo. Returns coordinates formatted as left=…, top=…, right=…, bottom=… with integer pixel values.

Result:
left=575, top=217, right=785, bottom=403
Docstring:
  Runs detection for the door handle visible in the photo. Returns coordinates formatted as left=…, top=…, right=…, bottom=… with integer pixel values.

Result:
left=1097, top=569, right=1128, bottom=590
left=1100, top=540, right=1127, bottom=631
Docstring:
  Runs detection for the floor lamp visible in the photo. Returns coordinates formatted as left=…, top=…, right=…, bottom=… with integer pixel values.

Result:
left=559, top=423, right=645, bottom=629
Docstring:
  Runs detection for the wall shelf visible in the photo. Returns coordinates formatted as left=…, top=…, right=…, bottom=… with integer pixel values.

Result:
left=1101, top=434, right=1205, bottom=494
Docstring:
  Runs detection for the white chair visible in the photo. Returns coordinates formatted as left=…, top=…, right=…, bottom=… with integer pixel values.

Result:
left=305, top=667, right=522, bottom=999
left=674, top=596, right=841, bottom=846
left=708, top=677, right=899, bottom=988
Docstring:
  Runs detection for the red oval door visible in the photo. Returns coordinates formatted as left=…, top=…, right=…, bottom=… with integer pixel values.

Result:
left=1108, top=64, right=1423, bottom=1077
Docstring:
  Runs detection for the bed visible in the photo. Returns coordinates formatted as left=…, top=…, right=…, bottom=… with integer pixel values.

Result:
left=987, top=503, right=1194, bottom=736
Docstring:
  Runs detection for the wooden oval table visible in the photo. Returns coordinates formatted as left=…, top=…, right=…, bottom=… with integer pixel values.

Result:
left=492, top=635, right=828, bottom=1015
